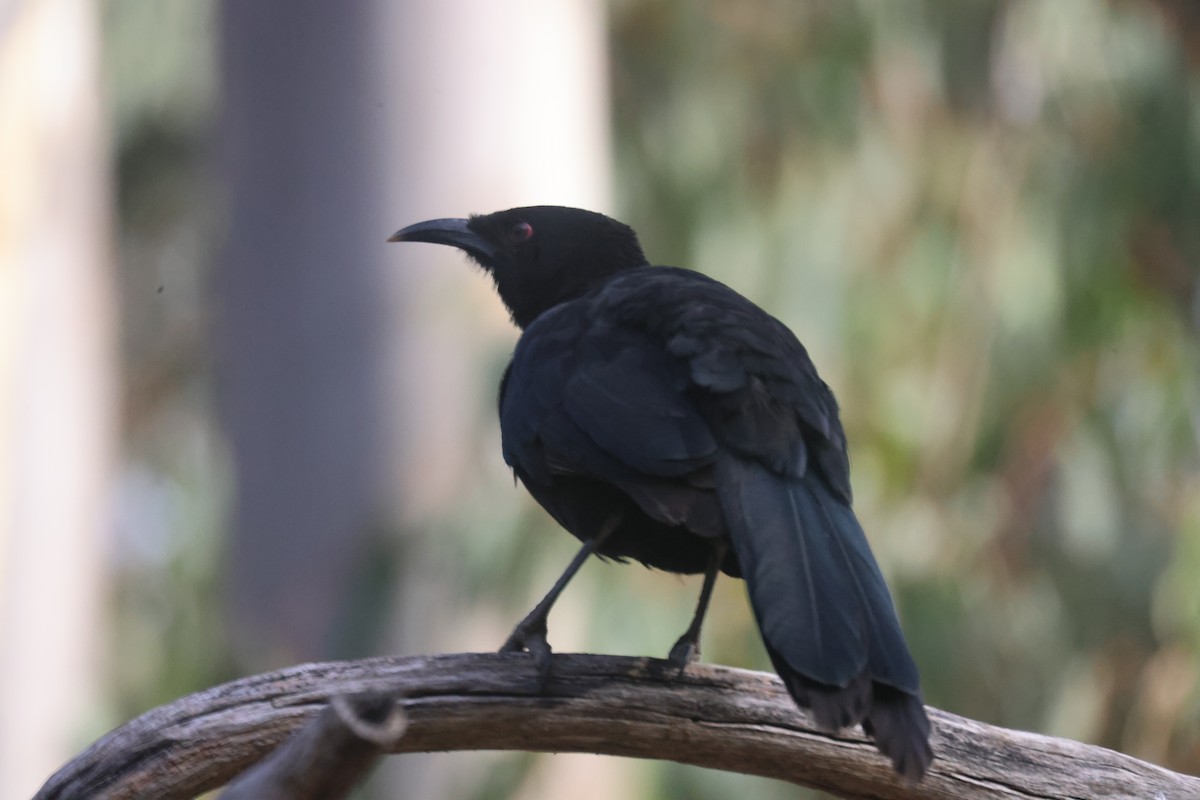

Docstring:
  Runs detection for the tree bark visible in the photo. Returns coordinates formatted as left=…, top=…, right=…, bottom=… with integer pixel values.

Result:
left=219, top=692, right=407, bottom=800
left=35, top=653, right=1200, bottom=800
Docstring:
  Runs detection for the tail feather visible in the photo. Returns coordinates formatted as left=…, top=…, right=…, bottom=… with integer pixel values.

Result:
left=863, top=685, right=934, bottom=781
left=716, top=455, right=932, bottom=779
left=767, top=655, right=872, bottom=730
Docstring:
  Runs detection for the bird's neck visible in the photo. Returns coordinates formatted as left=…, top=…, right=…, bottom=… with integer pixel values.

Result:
left=494, top=264, right=643, bottom=330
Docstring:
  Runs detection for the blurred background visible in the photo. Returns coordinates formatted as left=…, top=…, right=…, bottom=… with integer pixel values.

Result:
left=2, top=0, right=1198, bottom=797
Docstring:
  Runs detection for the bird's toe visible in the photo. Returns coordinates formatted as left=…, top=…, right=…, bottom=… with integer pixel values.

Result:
left=666, top=635, right=701, bottom=674
left=500, top=617, right=554, bottom=685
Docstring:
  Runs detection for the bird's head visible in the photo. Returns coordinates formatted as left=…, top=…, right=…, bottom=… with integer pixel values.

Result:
left=389, top=206, right=648, bottom=329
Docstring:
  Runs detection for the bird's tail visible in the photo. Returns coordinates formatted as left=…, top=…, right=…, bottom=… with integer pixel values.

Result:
left=716, top=456, right=932, bottom=779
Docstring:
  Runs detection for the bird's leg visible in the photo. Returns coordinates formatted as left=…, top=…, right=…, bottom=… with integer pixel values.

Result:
left=666, top=542, right=728, bottom=673
left=500, top=515, right=620, bottom=680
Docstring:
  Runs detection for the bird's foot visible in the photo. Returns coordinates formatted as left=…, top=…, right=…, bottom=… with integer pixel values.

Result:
left=665, top=634, right=700, bottom=675
left=500, top=615, right=553, bottom=684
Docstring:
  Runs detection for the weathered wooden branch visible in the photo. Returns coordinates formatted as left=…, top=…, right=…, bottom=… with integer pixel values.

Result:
left=35, top=653, right=1200, bottom=800
left=219, top=691, right=407, bottom=800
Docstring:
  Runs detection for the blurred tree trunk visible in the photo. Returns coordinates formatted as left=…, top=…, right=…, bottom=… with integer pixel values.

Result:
left=1144, top=0, right=1200, bottom=66
left=217, top=1, right=395, bottom=663
left=216, top=1, right=609, bottom=795
left=0, top=1, right=117, bottom=797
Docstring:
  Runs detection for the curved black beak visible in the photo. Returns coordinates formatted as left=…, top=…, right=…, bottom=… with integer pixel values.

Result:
left=388, top=218, right=497, bottom=263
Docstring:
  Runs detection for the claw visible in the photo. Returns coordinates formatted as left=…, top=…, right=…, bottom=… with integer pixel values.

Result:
left=666, top=634, right=700, bottom=675
left=665, top=544, right=724, bottom=676
left=500, top=615, right=553, bottom=684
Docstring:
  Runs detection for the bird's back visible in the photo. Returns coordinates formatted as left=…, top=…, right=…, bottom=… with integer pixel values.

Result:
left=500, top=264, right=931, bottom=778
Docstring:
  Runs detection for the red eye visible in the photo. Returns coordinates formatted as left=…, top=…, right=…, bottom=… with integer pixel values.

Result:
left=506, top=221, right=534, bottom=245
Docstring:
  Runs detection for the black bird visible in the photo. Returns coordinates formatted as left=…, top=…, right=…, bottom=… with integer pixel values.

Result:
left=390, top=206, right=933, bottom=779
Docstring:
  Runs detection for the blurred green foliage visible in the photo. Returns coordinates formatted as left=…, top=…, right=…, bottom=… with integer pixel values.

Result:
left=102, top=0, right=234, bottom=713
left=102, top=0, right=1198, bottom=797
left=611, top=0, right=1200, bottom=785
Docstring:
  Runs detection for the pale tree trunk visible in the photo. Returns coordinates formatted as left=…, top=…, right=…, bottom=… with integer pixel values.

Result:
left=0, top=1, right=117, bottom=798
left=216, top=1, right=609, bottom=796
